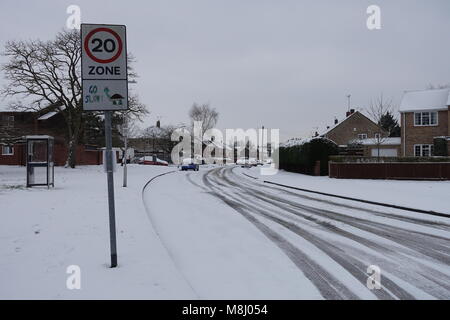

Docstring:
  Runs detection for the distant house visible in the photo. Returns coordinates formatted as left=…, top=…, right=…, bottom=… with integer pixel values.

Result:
left=321, top=109, right=399, bottom=156
left=0, top=105, right=104, bottom=166
left=399, top=88, right=450, bottom=157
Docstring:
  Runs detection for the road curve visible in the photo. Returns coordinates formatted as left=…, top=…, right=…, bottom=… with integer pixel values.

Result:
left=186, top=166, right=450, bottom=300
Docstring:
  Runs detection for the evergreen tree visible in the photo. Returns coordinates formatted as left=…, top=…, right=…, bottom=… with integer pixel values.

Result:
left=379, top=111, right=401, bottom=137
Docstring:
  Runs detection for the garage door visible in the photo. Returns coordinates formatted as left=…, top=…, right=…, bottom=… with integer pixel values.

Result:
left=371, top=148, right=398, bottom=157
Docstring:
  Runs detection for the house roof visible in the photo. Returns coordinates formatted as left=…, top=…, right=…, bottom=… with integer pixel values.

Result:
left=37, top=111, right=58, bottom=120
left=320, top=111, right=359, bottom=136
left=359, top=137, right=401, bottom=146
left=320, top=111, right=380, bottom=136
left=37, top=104, right=65, bottom=121
left=399, top=88, right=450, bottom=112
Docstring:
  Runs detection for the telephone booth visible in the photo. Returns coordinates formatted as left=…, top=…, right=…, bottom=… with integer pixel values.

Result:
left=26, top=135, right=54, bottom=188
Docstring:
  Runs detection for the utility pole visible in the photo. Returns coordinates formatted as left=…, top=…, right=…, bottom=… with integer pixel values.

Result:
left=347, top=94, right=351, bottom=111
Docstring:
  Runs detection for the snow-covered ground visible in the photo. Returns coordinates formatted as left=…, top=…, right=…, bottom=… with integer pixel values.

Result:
left=145, top=165, right=450, bottom=299
left=1, top=164, right=449, bottom=300
left=245, top=167, right=450, bottom=214
left=0, top=164, right=195, bottom=299
left=143, top=168, right=322, bottom=299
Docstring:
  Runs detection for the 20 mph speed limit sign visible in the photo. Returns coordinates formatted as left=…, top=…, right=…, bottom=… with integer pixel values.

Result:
left=81, top=24, right=128, bottom=111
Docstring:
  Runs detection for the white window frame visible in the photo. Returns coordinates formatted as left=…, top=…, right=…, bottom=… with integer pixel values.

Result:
left=2, top=145, right=14, bottom=156
left=414, top=144, right=434, bottom=157
left=414, top=111, right=438, bottom=126
left=358, top=133, right=368, bottom=140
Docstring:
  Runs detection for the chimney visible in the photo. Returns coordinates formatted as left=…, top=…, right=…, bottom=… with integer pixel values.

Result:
left=346, top=109, right=355, bottom=117
left=156, top=120, right=160, bottom=128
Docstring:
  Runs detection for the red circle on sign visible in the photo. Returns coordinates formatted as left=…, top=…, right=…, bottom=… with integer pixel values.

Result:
left=84, top=27, right=123, bottom=64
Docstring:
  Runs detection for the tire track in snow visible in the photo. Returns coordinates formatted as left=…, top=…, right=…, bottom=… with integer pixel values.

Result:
left=219, top=168, right=450, bottom=298
left=188, top=166, right=450, bottom=299
left=202, top=169, right=411, bottom=299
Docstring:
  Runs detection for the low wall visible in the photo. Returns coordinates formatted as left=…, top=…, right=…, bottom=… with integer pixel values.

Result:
left=329, top=162, right=450, bottom=180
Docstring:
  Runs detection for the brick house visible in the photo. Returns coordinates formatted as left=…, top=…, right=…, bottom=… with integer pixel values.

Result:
left=321, top=109, right=399, bottom=156
left=0, top=106, right=105, bottom=166
left=399, top=88, right=450, bottom=157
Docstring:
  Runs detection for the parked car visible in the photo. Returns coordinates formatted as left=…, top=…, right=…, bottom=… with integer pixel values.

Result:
left=236, top=157, right=248, bottom=166
left=236, top=157, right=255, bottom=168
left=138, top=156, right=169, bottom=166
left=248, top=158, right=258, bottom=166
left=211, top=157, right=233, bottom=164
left=181, top=158, right=199, bottom=171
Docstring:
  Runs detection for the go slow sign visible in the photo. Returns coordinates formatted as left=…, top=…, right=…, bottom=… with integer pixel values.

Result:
left=81, top=24, right=128, bottom=111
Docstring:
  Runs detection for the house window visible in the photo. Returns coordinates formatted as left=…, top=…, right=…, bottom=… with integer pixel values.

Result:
left=2, top=145, right=14, bottom=155
left=374, top=133, right=381, bottom=139
left=414, top=111, right=438, bottom=126
left=1, top=115, right=14, bottom=127
left=358, top=134, right=368, bottom=140
left=414, top=144, right=434, bottom=157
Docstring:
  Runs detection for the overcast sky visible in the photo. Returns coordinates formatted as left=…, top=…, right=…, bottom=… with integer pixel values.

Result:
left=1, top=0, right=450, bottom=141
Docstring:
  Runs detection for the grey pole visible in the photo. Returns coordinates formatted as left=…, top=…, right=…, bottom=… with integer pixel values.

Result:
left=122, top=114, right=128, bottom=188
left=261, top=125, right=264, bottom=163
left=105, top=111, right=118, bottom=268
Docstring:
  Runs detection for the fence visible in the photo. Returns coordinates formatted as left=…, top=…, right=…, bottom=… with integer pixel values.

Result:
left=329, top=162, right=450, bottom=180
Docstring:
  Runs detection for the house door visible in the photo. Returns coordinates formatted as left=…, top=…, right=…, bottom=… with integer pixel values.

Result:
left=371, top=148, right=398, bottom=157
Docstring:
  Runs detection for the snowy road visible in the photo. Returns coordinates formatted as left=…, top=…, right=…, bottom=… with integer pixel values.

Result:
left=144, top=165, right=450, bottom=300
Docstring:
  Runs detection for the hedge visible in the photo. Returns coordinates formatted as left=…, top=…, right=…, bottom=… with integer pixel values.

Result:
left=433, top=137, right=448, bottom=157
left=278, top=138, right=339, bottom=175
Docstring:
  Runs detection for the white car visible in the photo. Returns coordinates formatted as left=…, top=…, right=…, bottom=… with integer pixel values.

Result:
left=248, top=158, right=258, bottom=166
left=236, top=157, right=248, bottom=165
left=236, top=157, right=256, bottom=167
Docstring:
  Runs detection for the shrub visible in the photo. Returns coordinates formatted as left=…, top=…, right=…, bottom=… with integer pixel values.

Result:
left=433, top=137, right=448, bottom=157
left=279, top=138, right=338, bottom=175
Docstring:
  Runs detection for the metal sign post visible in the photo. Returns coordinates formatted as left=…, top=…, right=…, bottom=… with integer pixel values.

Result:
left=104, top=111, right=117, bottom=267
left=81, top=24, right=128, bottom=268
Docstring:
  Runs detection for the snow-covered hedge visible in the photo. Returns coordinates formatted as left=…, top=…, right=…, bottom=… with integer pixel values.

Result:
left=278, top=137, right=338, bottom=175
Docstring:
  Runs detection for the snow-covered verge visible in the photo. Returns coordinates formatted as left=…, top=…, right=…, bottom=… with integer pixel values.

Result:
left=245, top=167, right=450, bottom=214
left=0, top=165, right=196, bottom=299
left=143, top=169, right=323, bottom=299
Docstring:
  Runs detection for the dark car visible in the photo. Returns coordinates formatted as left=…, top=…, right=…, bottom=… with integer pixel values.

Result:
left=181, top=163, right=199, bottom=171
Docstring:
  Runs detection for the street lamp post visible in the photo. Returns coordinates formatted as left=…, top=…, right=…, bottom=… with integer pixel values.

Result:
left=261, top=125, right=264, bottom=163
left=122, top=114, right=128, bottom=187
left=122, top=80, right=137, bottom=188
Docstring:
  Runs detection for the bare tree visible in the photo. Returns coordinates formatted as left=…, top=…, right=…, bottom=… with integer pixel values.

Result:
left=367, top=94, right=394, bottom=125
left=141, top=123, right=178, bottom=156
left=188, top=103, right=219, bottom=138
left=366, top=94, right=394, bottom=159
left=1, top=29, right=148, bottom=168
